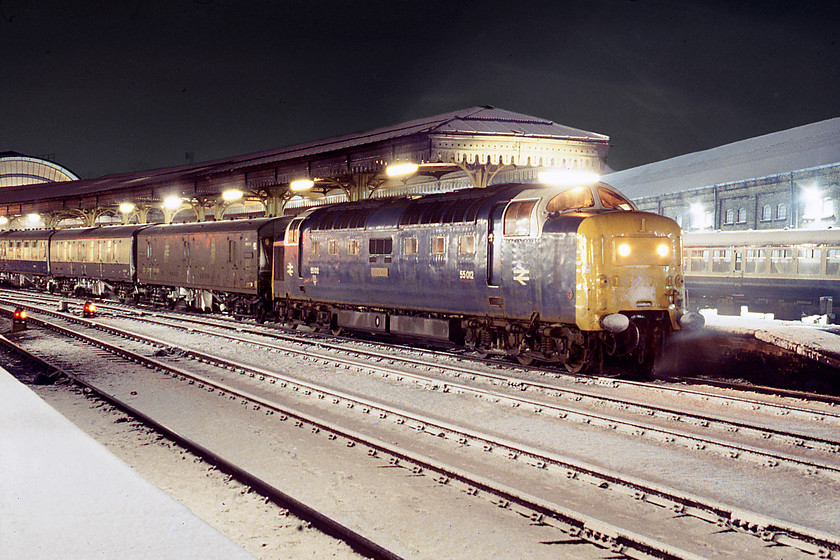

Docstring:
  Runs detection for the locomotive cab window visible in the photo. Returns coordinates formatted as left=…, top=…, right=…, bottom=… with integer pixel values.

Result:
left=597, top=187, right=634, bottom=210
left=545, top=188, right=594, bottom=214
left=431, top=236, right=446, bottom=254
left=503, top=200, right=537, bottom=236
left=285, top=218, right=304, bottom=246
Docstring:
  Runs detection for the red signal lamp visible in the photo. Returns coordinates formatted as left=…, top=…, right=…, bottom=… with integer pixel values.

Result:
left=82, top=301, right=97, bottom=318
left=12, top=308, right=27, bottom=332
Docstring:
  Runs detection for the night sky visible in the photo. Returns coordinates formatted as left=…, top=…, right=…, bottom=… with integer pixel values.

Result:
left=3, top=0, right=839, bottom=179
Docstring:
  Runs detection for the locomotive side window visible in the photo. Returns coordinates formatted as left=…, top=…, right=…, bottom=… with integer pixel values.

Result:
left=311, top=240, right=320, bottom=256
left=503, top=200, right=537, bottom=236
left=545, top=188, right=594, bottom=214
left=458, top=235, right=476, bottom=255
left=431, top=236, right=446, bottom=254
left=348, top=239, right=360, bottom=255
left=403, top=237, right=418, bottom=255
left=369, top=238, right=392, bottom=255
left=328, top=239, right=338, bottom=255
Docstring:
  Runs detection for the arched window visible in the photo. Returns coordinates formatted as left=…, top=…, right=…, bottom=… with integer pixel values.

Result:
left=737, top=207, right=747, bottom=223
left=777, top=203, right=787, bottom=220
left=761, top=204, right=772, bottom=221
left=725, top=209, right=735, bottom=224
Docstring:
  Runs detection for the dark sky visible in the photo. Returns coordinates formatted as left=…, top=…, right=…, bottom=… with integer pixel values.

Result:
left=2, top=0, right=839, bottom=179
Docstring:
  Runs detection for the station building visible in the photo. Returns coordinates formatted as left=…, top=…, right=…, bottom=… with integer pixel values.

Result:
left=0, top=152, right=79, bottom=187
left=604, top=118, right=840, bottom=232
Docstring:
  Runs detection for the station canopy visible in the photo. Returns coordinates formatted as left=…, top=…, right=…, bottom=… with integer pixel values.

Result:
left=0, top=106, right=609, bottom=225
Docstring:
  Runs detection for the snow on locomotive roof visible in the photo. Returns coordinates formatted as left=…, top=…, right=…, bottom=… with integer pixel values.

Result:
left=604, top=117, right=840, bottom=199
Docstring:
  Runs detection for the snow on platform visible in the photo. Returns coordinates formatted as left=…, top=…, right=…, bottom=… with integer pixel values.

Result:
left=703, top=311, right=840, bottom=369
left=0, top=367, right=254, bottom=560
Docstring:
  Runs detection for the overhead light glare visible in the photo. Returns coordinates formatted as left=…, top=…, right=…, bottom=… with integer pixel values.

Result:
left=386, top=163, right=419, bottom=177
left=222, top=189, right=243, bottom=202
left=290, top=179, right=314, bottom=192
left=119, top=202, right=135, bottom=214
left=538, top=170, right=600, bottom=187
left=27, top=213, right=40, bottom=225
left=0, top=216, right=8, bottom=225
left=163, top=196, right=183, bottom=210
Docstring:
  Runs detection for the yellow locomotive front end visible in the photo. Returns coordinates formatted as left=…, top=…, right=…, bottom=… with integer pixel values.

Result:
left=575, top=211, right=703, bottom=365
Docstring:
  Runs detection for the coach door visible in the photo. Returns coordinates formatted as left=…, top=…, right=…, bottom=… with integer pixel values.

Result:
left=487, top=202, right=505, bottom=287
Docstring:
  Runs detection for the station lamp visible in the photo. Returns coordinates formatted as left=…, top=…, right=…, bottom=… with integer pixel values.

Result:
left=290, top=179, right=314, bottom=192
left=386, top=163, right=419, bottom=178
left=26, top=213, right=41, bottom=226
left=11, top=308, right=27, bottom=332
left=119, top=202, right=136, bottom=214
left=538, top=170, right=600, bottom=187
left=0, top=216, right=8, bottom=225
left=222, top=189, right=243, bottom=202
left=163, top=196, right=183, bottom=210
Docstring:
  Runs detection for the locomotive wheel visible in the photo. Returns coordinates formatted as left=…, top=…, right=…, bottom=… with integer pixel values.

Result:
left=516, top=354, right=534, bottom=366
left=330, top=326, right=342, bottom=336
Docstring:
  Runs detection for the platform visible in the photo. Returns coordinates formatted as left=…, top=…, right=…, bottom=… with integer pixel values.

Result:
left=0, top=367, right=253, bottom=559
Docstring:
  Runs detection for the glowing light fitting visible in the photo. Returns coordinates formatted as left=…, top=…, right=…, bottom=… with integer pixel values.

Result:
left=386, top=163, right=419, bottom=177
left=222, top=189, right=243, bottom=202
left=119, top=202, right=135, bottom=214
left=163, top=196, right=183, bottom=210
left=290, top=179, right=314, bottom=192
left=617, top=243, right=631, bottom=257
left=657, top=243, right=670, bottom=257
left=538, top=170, right=600, bottom=187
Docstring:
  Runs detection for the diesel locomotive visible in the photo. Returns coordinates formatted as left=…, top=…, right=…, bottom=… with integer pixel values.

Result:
left=0, top=181, right=703, bottom=373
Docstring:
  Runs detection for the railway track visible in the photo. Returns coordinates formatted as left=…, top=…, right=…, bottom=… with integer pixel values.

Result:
left=6, top=293, right=839, bottom=476
left=2, top=294, right=839, bottom=558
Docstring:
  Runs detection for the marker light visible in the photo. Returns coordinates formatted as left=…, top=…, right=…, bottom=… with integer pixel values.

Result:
left=386, top=163, right=419, bottom=177
left=82, top=301, right=97, bottom=318
left=12, top=308, right=27, bottom=332
left=222, top=189, right=243, bottom=202
left=617, top=243, right=631, bottom=257
left=657, top=244, right=670, bottom=257
left=290, top=179, right=314, bottom=192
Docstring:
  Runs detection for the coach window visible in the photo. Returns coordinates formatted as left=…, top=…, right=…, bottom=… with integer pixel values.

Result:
left=827, top=249, right=840, bottom=275
left=770, top=248, right=794, bottom=274
left=777, top=203, right=787, bottom=221
left=711, top=249, right=731, bottom=273
left=504, top=200, right=537, bottom=236
left=403, top=237, right=418, bottom=255
left=458, top=235, right=476, bottom=255
left=745, top=249, right=766, bottom=274
left=431, top=236, right=446, bottom=254
left=798, top=248, right=821, bottom=275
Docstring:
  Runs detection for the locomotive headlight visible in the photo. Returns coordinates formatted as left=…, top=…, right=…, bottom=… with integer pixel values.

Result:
left=617, top=243, right=631, bottom=257
left=657, top=243, right=670, bottom=257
